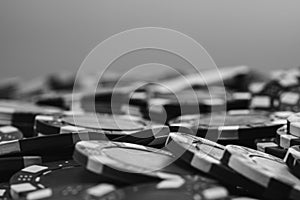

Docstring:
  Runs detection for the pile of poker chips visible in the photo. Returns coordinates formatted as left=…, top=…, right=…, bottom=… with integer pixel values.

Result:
left=1, top=65, right=300, bottom=200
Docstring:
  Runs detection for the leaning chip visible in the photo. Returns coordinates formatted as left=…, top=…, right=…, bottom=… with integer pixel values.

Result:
left=284, top=146, right=300, bottom=179
left=73, top=140, right=192, bottom=183
left=166, top=132, right=268, bottom=197
left=170, top=110, right=287, bottom=141
left=9, top=160, right=117, bottom=200
left=221, top=145, right=300, bottom=200
left=85, top=175, right=229, bottom=200
left=35, top=112, right=169, bottom=141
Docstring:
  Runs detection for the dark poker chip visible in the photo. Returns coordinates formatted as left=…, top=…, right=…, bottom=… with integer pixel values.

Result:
left=220, top=145, right=300, bottom=200
left=166, top=132, right=270, bottom=198
left=84, top=175, right=229, bottom=200
left=9, top=160, right=119, bottom=200
left=0, top=131, right=107, bottom=157
left=0, top=100, right=61, bottom=137
left=147, top=88, right=251, bottom=123
left=255, top=138, right=287, bottom=159
left=34, top=112, right=169, bottom=143
left=73, top=140, right=194, bottom=184
left=169, top=110, right=287, bottom=141
left=276, top=125, right=300, bottom=149
left=0, top=126, right=23, bottom=143
left=284, top=146, right=300, bottom=179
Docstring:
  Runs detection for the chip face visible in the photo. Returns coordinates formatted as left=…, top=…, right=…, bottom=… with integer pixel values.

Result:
left=73, top=140, right=192, bottom=183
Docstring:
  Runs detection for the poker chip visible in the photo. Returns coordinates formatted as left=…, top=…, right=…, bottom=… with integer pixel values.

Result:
left=9, top=160, right=118, bottom=200
left=220, top=145, right=300, bottom=200
left=85, top=175, right=229, bottom=200
left=255, top=138, right=287, bottom=159
left=35, top=112, right=169, bottom=142
left=169, top=110, right=287, bottom=141
left=284, top=146, right=300, bottom=179
left=35, top=86, right=146, bottom=116
left=287, top=112, right=300, bottom=137
left=0, top=131, right=107, bottom=157
left=73, top=140, right=193, bottom=184
left=0, top=100, right=61, bottom=137
left=165, top=132, right=269, bottom=197
left=0, top=126, right=23, bottom=143
left=276, top=125, right=300, bottom=149
left=148, top=88, right=251, bottom=123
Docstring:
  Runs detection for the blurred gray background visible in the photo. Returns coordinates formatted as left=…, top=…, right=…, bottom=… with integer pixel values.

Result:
left=1, top=0, right=300, bottom=80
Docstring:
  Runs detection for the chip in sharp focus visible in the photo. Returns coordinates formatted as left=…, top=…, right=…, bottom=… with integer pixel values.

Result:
left=255, top=138, right=287, bottom=159
left=170, top=110, right=288, bottom=141
left=35, top=112, right=169, bottom=142
left=9, top=160, right=118, bottom=200
left=73, top=140, right=193, bottom=184
left=220, top=145, right=300, bottom=200
left=284, top=146, right=300, bottom=179
left=165, top=132, right=268, bottom=197
left=85, top=175, right=229, bottom=200
left=0, top=126, right=23, bottom=143
left=287, top=112, right=300, bottom=137
left=0, top=131, right=107, bottom=157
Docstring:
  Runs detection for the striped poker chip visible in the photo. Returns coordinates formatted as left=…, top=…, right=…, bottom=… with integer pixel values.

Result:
left=255, top=138, right=287, bottom=159
left=169, top=110, right=288, bottom=141
left=276, top=125, right=300, bottom=149
left=0, top=131, right=107, bottom=157
left=35, top=112, right=169, bottom=142
left=287, top=113, right=300, bottom=137
left=73, top=140, right=191, bottom=184
left=166, top=132, right=267, bottom=198
left=85, top=175, right=229, bottom=200
left=0, top=100, right=62, bottom=137
left=9, top=160, right=99, bottom=200
left=284, top=146, right=300, bottom=179
left=0, top=126, right=23, bottom=143
left=150, top=88, right=251, bottom=118
left=220, top=145, right=300, bottom=200
left=0, top=100, right=61, bottom=124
